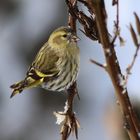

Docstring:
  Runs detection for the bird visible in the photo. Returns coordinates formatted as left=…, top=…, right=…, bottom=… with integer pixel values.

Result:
left=10, top=26, right=80, bottom=98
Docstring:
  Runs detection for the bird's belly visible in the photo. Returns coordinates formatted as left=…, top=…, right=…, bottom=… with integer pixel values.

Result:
left=41, top=57, right=79, bottom=92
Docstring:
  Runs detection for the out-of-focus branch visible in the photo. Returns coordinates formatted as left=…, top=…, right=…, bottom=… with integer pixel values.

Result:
left=86, top=0, right=140, bottom=140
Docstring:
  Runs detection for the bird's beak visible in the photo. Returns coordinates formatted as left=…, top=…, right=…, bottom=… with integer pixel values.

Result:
left=71, top=35, right=80, bottom=42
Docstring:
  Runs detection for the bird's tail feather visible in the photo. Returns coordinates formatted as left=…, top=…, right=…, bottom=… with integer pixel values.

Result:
left=10, top=77, right=44, bottom=98
left=10, top=80, right=26, bottom=98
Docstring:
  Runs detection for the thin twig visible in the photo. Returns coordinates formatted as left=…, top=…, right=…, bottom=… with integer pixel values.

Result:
left=111, top=0, right=120, bottom=44
left=125, top=46, right=140, bottom=86
left=125, top=12, right=140, bottom=87
left=90, top=59, right=107, bottom=70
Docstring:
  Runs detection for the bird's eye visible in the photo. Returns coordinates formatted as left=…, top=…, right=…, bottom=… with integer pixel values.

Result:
left=63, top=34, right=67, bottom=38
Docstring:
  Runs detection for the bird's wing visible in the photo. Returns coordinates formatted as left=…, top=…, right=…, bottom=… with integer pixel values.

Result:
left=26, top=43, right=60, bottom=80
left=10, top=43, right=60, bottom=98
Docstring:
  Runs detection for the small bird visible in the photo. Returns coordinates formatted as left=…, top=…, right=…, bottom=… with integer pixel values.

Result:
left=10, top=26, right=80, bottom=98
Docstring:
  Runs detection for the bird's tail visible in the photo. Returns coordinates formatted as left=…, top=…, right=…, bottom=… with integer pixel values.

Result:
left=10, top=76, right=44, bottom=98
left=10, top=80, right=26, bottom=98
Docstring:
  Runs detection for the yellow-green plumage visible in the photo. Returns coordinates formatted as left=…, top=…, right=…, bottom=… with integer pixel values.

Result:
left=10, top=26, right=80, bottom=98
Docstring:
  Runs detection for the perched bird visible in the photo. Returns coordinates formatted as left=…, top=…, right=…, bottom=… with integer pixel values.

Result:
left=10, top=26, right=80, bottom=98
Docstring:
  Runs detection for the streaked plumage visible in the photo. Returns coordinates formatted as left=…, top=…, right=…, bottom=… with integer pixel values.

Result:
left=10, top=26, right=80, bottom=98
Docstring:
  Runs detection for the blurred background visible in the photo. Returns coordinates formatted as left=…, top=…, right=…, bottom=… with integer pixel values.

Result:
left=0, top=0, right=140, bottom=140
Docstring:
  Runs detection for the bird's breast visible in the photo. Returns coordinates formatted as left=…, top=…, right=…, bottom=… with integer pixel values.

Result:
left=42, top=46, right=80, bottom=91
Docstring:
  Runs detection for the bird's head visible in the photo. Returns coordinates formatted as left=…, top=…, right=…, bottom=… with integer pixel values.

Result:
left=48, top=26, right=80, bottom=49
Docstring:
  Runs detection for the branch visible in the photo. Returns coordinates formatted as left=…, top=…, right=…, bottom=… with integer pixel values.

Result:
left=90, top=59, right=107, bottom=70
left=66, top=0, right=99, bottom=41
left=59, top=82, right=80, bottom=140
left=68, top=0, right=77, bottom=31
left=86, top=0, right=140, bottom=140
left=125, top=13, right=140, bottom=85
left=125, top=46, right=140, bottom=85
left=111, top=0, right=125, bottom=46
left=59, top=1, right=80, bottom=140
left=111, top=0, right=120, bottom=44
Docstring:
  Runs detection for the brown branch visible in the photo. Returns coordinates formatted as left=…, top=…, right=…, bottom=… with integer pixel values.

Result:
left=60, top=82, right=80, bottom=140
left=60, top=1, right=79, bottom=140
left=66, top=0, right=99, bottom=41
left=90, top=59, right=107, bottom=70
left=86, top=0, right=140, bottom=140
left=68, top=0, right=77, bottom=31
